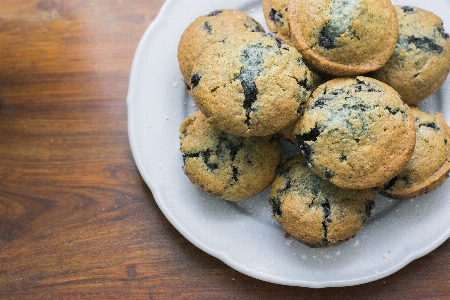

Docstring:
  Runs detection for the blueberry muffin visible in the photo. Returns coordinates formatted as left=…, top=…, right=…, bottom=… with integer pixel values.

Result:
left=262, top=0, right=292, bottom=44
left=378, top=107, right=450, bottom=199
left=269, top=154, right=375, bottom=247
left=371, top=6, right=450, bottom=105
left=180, top=110, right=282, bottom=201
left=294, top=76, right=416, bottom=189
left=177, top=9, right=264, bottom=87
left=287, top=0, right=398, bottom=76
left=190, top=31, right=314, bottom=137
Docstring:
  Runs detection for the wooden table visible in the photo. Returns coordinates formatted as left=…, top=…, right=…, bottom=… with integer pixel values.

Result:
left=0, top=1, right=449, bottom=299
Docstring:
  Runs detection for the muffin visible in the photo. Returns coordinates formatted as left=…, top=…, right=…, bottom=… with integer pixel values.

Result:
left=269, top=154, right=375, bottom=247
left=190, top=31, right=314, bottom=137
left=371, top=5, right=450, bottom=105
left=180, top=110, right=282, bottom=201
left=378, top=106, right=450, bottom=199
left=287, top=0, right=398, bottom=76
left=294, top=76, right=416, bottom=189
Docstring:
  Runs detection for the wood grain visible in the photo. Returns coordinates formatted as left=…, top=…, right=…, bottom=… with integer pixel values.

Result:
left=0, top=1, right=449, bottom=299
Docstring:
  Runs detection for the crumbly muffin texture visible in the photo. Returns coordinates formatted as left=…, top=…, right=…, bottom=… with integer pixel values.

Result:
left=379, top=107, right=450, bottom=199
left=371, top=5, right=450, bottom=105
left=190, top=31, right=313, bottom=137
left=294, top=76, right=416, bottom=189
left=177, top=9, right=264, bottom=87
left=180, top=110, right=282, bottom=201
left=269, top=154, right=375, bottom=247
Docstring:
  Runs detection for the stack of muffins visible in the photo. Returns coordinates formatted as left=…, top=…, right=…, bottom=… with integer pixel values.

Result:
left=177, top=1, right=450, bottom=247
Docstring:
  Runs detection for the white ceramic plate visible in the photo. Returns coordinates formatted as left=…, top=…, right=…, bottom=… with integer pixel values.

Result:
left=127, top=0, right=450, bottom=287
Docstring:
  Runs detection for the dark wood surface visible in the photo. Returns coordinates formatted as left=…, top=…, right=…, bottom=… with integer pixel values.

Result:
left=0, top=1, right=449, bottom=299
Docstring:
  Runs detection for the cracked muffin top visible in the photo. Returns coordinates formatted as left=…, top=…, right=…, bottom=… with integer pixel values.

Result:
left=378, top=107, right=450, bottom=199
left=269, top=154, right=375, bottom=247
left=287, top=0, right=398, bottom=76
left=293, top=76, right=416, bottom=189
left=371, top=5, right=450, bottom=105
left=190, top=31, right=314, bottom=137
left=180, top=110, right=282, bottom=201
left=177, top=9, right=264, bottom=87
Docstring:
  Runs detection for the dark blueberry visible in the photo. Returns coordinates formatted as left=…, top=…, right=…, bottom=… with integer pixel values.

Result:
left=298, top=125, right=321, bottom=142
left=183, top=149, right=218, bottom=172
left=295, top=77, right=309, bottom=90
left=191, top=73, right=201, bottom=88
left=383, top=176, right=398, bottom=191
left=419, top=122, right=440, bottom=131
left=352, top=82, right=379, bottom=93
left=242, top=82, right=258, bottom=125
left=279, top=164, right=294, bottom=177
left=446, top=170, right=450, bottom=178
left=202, top=21, right=212, bottom=34
left=238, top=45, right=267, bottom=125
left=386, top=106, right=400, bottom=115
left=318, top=23, right=338, bottom=50
left=311, top=97, right=333, bottom=109
left=402, top=6, right=416, bottom=14
left=321, top=200, right=331, bottom=245
left=323, top=169, right=334, bottom=179
left=182, top=152, right=198, bottom=166
left=363, top=200, right=375, bottom=222
left=354, top=84, right=363, bottom=92
left=269, top=196, right=282, bottom=216
left=339, top=155, right=347, bottom=162
left=322, top=200, right=331, bottom=222
left=296, top=125, right=320, bottom=158
left=202, top=149, right=219, bottom=171
left=216, top=133, right=243, bottom=161
left=343, top=103, right=370, bottom=112
left=355, top=78, right=364, bottom=84
left=318, top=32, right=334, bottom=49
left=331, top=88, right=343, bottom=95
left=268, top=8, right=285, bottom=27
left=366, top=85, right=377, bottom=92
left=207, top=10, right=223, bottom=17
left=275, top=37, right=283, bottom=48
left=437, top=25, right=450, bottom=40
left=408, top=36, right=443, bottom=54
left=231, top=166, right=239, bottom=183
left=277, top=176, right=292, bottom=194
